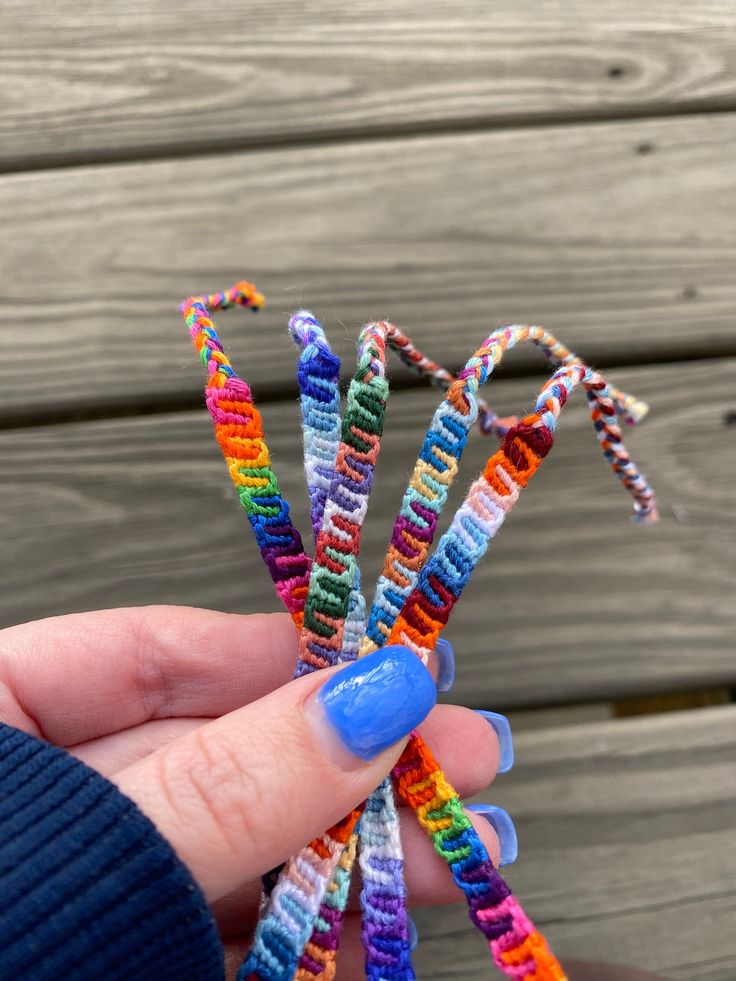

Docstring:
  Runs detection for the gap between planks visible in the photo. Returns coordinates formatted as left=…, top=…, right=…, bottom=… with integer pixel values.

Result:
left=2, top=349, right=732, bottom=433
left=2, top=0, right=736, bottom=173
left=1, top=359, right=733, bottom=710
left=5, top=102, right=736, bottom=178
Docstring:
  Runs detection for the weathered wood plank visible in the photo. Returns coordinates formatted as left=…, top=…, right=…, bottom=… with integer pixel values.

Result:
left=413, top=704, right=736, bottom=980
left=1, top=2, right=736, bottom=170
left=1, top=359, right=733, bottom=709
left=2, top=113, right=736, bottom=421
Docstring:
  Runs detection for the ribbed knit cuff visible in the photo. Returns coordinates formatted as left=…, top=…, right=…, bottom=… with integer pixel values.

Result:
left=0, top=723, right=225, bottom=980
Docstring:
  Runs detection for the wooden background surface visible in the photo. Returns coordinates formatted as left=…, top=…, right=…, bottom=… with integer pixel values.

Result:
left=1, top=2, right=734, bottom=977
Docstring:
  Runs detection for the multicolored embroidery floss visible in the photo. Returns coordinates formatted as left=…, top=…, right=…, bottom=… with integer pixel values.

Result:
left=362, top=323, right=653, bottom=660
left=181, top=283, right=310, bottom=627
left=180, top=280, right=657, bottom=981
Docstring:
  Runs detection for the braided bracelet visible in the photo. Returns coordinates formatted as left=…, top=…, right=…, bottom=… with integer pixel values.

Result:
left=185, top=282, right=656, bottom=972
left=285, top=317, right=654, bottom=979
left=180, top=281, right=656, bottom=981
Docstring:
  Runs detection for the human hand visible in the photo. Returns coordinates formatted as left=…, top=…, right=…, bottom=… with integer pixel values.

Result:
left=0, top=606, right=510, bottom=979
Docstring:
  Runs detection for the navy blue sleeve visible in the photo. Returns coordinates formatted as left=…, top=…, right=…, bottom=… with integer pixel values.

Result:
left=0, top=722, right=224, bottom=980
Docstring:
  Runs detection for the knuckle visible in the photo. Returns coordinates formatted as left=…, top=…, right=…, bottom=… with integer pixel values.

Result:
left=128, top=611, right=173, bottom=719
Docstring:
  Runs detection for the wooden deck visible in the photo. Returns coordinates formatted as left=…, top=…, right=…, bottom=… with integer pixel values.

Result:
left=1, top=2, right=734, bottom=976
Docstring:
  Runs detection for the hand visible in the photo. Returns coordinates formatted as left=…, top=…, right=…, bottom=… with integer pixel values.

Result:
left=0, top=606, right=507, bottom=979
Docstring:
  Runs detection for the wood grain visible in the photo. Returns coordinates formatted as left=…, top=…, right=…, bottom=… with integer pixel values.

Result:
left=413, top=704, right=736, bottom=980
left=2, top=359, right=733, bottom=710
left=2, top=113, right=736, bottom=421
left=1, top=2, right=736, bottom=170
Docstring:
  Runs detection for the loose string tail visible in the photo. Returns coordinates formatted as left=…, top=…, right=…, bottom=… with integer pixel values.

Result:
left=385, top=319, right=646, bottom=435
left=382, top=323, right=516, bottom=438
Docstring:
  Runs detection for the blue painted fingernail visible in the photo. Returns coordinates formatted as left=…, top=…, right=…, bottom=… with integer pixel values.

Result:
left=467, top=804, right=518, bottom=866
left=475, top=710, right=514, bottom=773
left=316, top=645, right=436, bottom=761
left=407, top=913, right=418, bottom=951
left=435, top=638, right=455, bottom=692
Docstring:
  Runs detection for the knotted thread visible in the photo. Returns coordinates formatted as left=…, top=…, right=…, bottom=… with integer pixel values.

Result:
left=180, top=280, right=657, bottom=981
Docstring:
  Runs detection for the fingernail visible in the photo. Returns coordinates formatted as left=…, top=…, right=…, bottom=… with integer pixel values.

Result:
left=407, top=913, right=418, bottom=951
left=475, top=711, right=514, bottom=773
left=435, top=638, right=455, bottom=692
left=467, top=804, right=518, bottom=867
left=312, top=645, right=436, bottom=763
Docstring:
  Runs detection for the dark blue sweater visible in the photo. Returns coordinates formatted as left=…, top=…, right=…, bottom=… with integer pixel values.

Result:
left=0, top=723, right=224, bottom=979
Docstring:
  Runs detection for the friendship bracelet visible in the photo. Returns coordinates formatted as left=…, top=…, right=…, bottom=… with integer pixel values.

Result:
left=181, top=284, right=311, bottom=627
left=357, top=776, right=413, bottom=980
left=182, top=296, right=465, bottom=977
left=183, top=280, right=648, bottom=976
left=243, top=320, right=404, bottom=981
left=184, top=290, right=628, bottom=980
left=288, top=314, right=402, bottom=978
left=386, top=365, right=650, bottom=978
left=286, top=315, right=521, bottom=979
left=297, top=830, right=360, bottom=980
left=288, top=310, right=342, bottom=543
left=314, top=324, right=652, bottom=978
left=189, top=307, right=410, bottom=978
left=362, top=324, right=652, bottom=660
left=355, top=356, right=654, bottom=978
left=182, top=289, right=387, bottom=979
left=386, top=360, right=656, bottom=663
left=180, top=282, right=656, bottom=981
left=347, top=333, right=651, bottom=977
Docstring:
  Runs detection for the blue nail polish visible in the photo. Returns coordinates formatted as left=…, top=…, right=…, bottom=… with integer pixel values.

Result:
left=317, top=645, right=437, bottom=760
left=435, top=638, right=455, bottom=692
left=475, top=710, right=514, bottom=773
left=407, top=913, right=418, bottom=951
left=467, top=804, right=518, bottom=866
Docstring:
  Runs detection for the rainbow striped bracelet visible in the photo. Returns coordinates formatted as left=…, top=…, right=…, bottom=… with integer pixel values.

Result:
left=180, top=280, right=656, bottom=981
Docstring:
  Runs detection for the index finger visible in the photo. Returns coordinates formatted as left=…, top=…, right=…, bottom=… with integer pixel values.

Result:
left=0, top=606, right=298, bottom=745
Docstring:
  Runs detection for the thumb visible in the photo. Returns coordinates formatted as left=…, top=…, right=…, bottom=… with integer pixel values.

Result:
left=114, top=645, right=436, bottom=902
